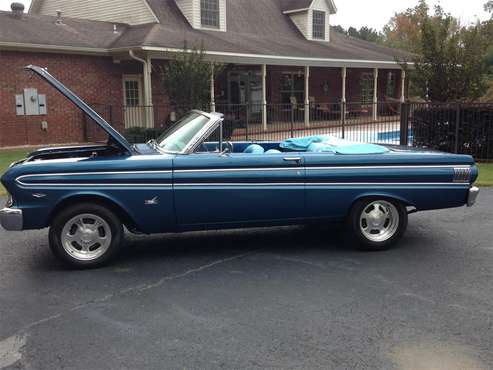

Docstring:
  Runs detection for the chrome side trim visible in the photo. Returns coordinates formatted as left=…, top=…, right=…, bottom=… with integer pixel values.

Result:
left=16, top=170, right=172, bottom=186
left=17, top=183, right=173, bottom=188
left=174, top=182, right=469, bottom=187
left=175, top=164, right=471, bottom=173
left=0, top=208, right=23, bottom=231
left=306, top=165, right=471, bottom=170
left=467, top=187, right=480, bottom=207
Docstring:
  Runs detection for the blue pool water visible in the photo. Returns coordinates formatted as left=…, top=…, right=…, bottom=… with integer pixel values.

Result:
left=377, top=130, right=413, bottom=142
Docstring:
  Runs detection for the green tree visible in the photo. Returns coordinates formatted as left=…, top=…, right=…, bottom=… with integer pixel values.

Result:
left=159, top=44, right=222, bottom=117
left=383, top=0, right=429, bottom=53
left=334, top=25, right=383, bottom=43
left=481, top=1, right=493, bottom=100
left=485, top=1, right=493, bottom=17
left=411, top=6, right=489, bottom=101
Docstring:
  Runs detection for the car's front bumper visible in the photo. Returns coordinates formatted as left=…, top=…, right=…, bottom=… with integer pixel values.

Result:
left=0, top=207, right=23, bottom=231
left=467, top=186, right=480, bottom=207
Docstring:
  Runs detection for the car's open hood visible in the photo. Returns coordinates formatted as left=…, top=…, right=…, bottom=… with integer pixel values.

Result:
left=26, top=65, right=134, bottom=154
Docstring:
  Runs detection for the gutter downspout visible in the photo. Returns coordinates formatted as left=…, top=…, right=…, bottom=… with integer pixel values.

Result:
left=129, top=50, right=153, bottom=128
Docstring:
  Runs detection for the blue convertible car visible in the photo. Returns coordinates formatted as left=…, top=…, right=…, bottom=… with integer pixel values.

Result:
left=1, top=66, right=480, bottom=268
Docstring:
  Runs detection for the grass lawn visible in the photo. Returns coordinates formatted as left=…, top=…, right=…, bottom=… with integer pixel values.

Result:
left=0, top=149, right=30, bottom=196
left=0, top=149, right=492, bottom=197
left=477, top=163, right=493, bottom=187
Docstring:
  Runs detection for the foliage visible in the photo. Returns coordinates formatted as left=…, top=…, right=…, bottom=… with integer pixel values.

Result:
left=333, top=25, right=384, bottom=43
left=412, top=104, right=493, bottom=159
left=409, top=6, right=489, bottom=102
left=158, top=44, right=223, bottom=117
left=382, top=0, right=429, bottom=53
left=124, top=127, right=165, bottom=144
left=485, top=1, right=493, bottom=17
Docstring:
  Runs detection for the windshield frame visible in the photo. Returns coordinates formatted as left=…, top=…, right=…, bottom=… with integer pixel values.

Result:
left=156, top=110, right=224, bottom=155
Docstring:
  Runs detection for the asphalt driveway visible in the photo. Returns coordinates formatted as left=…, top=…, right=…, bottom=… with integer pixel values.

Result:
left=0, top=190, right=492, bottom=370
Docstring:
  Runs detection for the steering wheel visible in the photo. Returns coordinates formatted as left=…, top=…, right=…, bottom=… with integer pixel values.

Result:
left=221, top=141, right=234, bottom=154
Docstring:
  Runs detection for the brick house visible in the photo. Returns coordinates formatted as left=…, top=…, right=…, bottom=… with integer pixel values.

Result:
left=0, top=0, right=412, bottom=147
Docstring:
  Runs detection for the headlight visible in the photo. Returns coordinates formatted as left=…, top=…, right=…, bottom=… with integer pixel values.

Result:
left=5, top=193, right=13, bottom=208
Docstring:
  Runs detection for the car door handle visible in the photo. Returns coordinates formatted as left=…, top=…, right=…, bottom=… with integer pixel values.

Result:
left=283, top=157, right=302, bottom=163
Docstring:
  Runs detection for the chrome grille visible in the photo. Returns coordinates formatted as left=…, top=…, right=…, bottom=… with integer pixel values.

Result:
left=453, top=167, right=472, bottom=183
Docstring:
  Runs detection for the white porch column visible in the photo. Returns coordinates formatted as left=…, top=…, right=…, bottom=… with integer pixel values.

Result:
left=262, top=64, right=267, bottom=131
left=373, top=68, right=379, bottom=121
left=304, top=66, right=310, bottom=127
left=210, top=64, right=216, bottom=112
left=400, top=70, right=406, bottom=103
left=128, top=50, right=153, bottom=128
left=145, top=55, right=154, bottom=128
left=341, top=67, right=347, bottom=103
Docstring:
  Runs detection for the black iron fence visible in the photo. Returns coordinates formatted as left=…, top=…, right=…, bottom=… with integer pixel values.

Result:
left=406, top=102, right=493, bottom=160
left=92, top=101, right=493, bottom=160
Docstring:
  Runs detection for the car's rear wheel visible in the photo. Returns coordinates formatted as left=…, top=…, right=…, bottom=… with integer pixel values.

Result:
left=49, top=203, right=123, bottom=268
left=348, top=198, right=408, bottom=251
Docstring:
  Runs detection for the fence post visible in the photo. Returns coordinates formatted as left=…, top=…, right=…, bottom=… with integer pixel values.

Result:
left=341, top=101, right=346, bottom=139
left=245, top=104, right=250, bottom=141
left=454, top=102, right=461, bottom=154
left=399, top=102, right=409, bottom=146
left=291, top=104, right=295, bottom=138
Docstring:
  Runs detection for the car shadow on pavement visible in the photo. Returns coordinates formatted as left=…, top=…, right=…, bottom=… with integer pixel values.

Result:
left=34, top=220, right=430, bottom=271
left=115, top=223, right=378, bottom=265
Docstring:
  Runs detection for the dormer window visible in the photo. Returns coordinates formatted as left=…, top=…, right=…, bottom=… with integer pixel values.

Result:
left=201, top=0, right=219, bottom=28
left=312, top=10, right=326, bottom=40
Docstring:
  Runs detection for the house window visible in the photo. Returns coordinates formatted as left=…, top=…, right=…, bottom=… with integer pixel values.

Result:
left=280, top=72, right=304, bottom=106
left=201, top=0, right=219, bottom=28
left=124, top=80, right=140, bottom=107
left=312, top=11, right=326, bottom=40
left=360, top=72, right=374, bottom=104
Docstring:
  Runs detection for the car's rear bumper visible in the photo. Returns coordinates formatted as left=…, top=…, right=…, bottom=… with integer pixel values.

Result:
left=467, top=186, right=480, bottom=207
left=0, top=207, right=23, bottom=231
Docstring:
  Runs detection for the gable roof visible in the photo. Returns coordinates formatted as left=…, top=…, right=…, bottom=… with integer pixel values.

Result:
left=280, top=0, right=337, bottom=14
left=0, top=11, right=127, bottom=51
left=0, top=0, right=413, bottom=68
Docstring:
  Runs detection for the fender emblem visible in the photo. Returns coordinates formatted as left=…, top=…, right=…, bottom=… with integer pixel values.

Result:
left=32, top=193, right=47, bottom=199
left=145, top=196, right=159, bottom=205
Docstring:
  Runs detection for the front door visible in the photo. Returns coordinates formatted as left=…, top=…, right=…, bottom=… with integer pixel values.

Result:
left=173, top=153, right=305, bottom=228
left=123, top=75, right=145, bottom=128
left=228, top=71, right=262, bottom=120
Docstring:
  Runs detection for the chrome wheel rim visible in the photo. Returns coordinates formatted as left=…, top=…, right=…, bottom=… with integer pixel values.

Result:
left=61, top=214, right=112, bottom=261
left=359, top=201, right=399, bottom=243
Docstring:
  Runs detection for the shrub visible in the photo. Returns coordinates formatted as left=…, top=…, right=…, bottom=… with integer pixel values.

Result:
left=124, top=127, right=166, bottom=144
left=412, top=104, right=493, bottom=159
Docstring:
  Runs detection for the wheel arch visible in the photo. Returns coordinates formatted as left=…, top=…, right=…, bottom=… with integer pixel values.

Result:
left=348, top=192, right=416, bottom=216
left=48, top=193, right=138, bottom=232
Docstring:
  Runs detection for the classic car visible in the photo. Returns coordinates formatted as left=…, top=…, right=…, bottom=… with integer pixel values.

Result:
left=0, top=66, right=480, bottom=268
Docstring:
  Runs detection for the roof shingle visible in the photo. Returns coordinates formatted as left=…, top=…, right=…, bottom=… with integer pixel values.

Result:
left=0, top=1, right=413, bottom=67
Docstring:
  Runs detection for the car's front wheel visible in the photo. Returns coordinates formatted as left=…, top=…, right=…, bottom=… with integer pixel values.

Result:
left=49, top=203, right=124, bottom=268
left=348, top=198, right=408, bottom=251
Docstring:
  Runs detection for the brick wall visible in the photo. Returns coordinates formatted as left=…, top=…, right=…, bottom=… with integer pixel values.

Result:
left=0, top=51, right=128, bottom=147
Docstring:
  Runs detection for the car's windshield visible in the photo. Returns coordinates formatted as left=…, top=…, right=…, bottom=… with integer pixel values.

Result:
left=156, top=112, right=211, bottom=153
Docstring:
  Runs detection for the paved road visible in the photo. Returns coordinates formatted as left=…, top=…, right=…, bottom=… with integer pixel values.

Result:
left=0, top=191, right=492, bottom=370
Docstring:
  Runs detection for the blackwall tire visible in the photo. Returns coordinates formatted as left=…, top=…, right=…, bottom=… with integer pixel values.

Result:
left=49, top=203, right=124, bottom=268
left=348, top=198, right=408, bottom=251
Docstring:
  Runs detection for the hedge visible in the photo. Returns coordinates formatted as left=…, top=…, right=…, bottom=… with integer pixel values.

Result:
left=412, top=104, right=493, bottom=160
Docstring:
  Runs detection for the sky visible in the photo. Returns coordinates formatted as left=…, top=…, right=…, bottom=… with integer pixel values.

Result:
left=0, top=0, right=490, bottom=30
